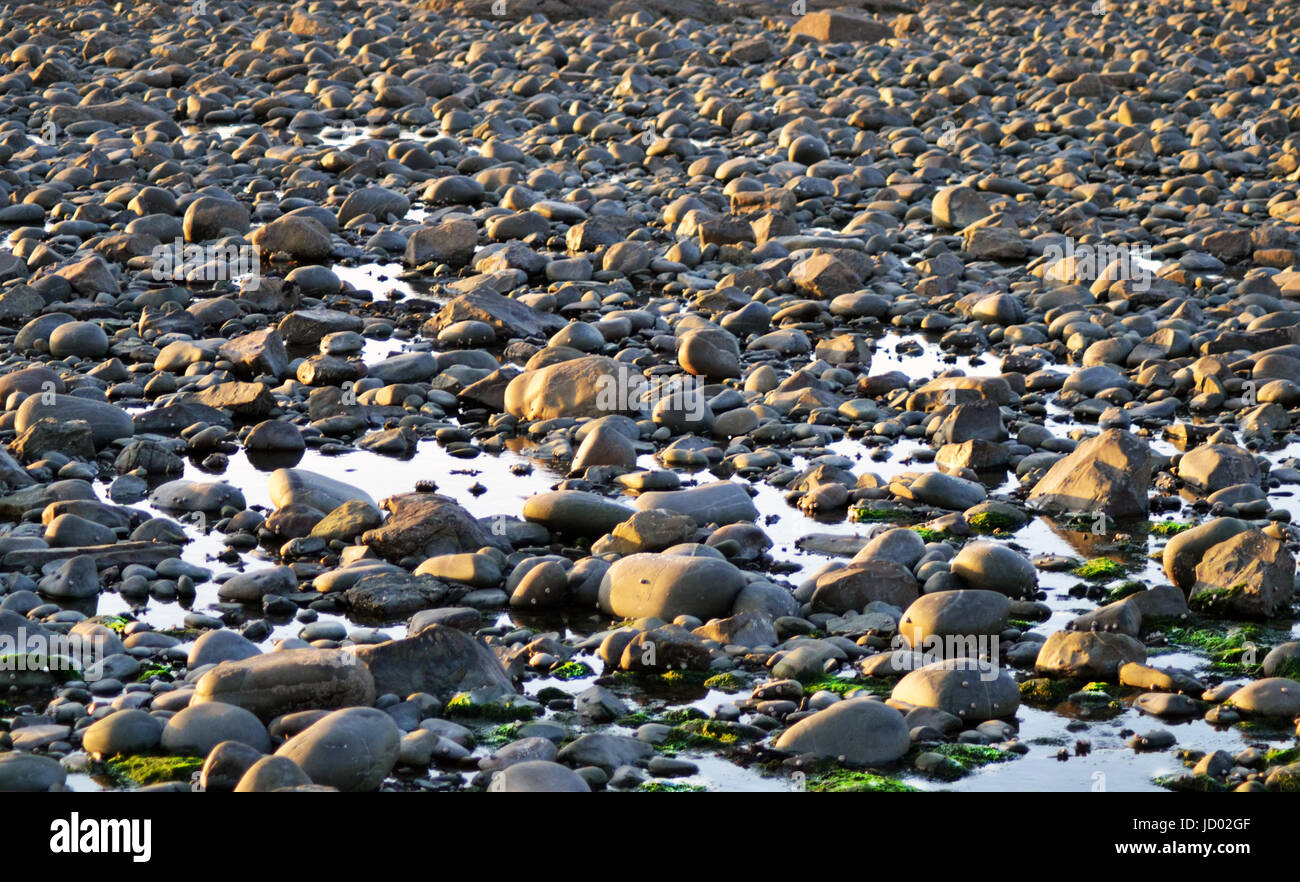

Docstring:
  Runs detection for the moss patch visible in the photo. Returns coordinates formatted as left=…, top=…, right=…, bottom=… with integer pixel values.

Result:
left=1264, top=746, right=1300, bottom=765
left=1153, top=773, right=1227, bottom=793
left=1147, top=520, right=1193, bottom=536
left=968, top=510, right=1022, bottom=533
left=1163, top=623, right=1279, bottom=674
left=551, top=661, right=593, bottom=681
left=135, top=662, right=174, bottom=682
left=639, top=781, right=706, bottom=792
left=445, top=693, right=537, bottom=721
left=1234, top=718, right=1296, bottom=738
left=1188, top=583, right=1248, bottom=615
left=1271, top=657, right=1300, bottom=682
left=702, top=672, right=747, bottom=692
left=661, top=707, right=707, bottom=724
left=850, top=506, right=910, bottom=523
left=1105, top=581, right=1145, bottom=603
left=101, top=616, right=130, bottom=635
left=1072, top=558, right=1126, bottom=581
left=1267, top=765, right=1300, bottom=792
left=802, top=676, right=893, bottom=698
left=807, top=770, right=919, bottom=792
left=0, top=653, right=81, bottom=682
left=910, top=743, right=1015, bottom=780
left=656, top=719, right=752, bottom=754
left=1019, top=677, right=1076, bottom=706
left=480, top=723, right=519, bottom=747
left=102, top=755, right=203, bottom=787
left=931, top=743, right=1014, bottom=769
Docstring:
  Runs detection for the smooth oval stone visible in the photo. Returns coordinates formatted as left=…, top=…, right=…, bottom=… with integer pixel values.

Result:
left=16, top=394, right=133, bottom=447
left=597, top=552, right=745, bottom=620
left=488, top=759, right=592, bottom=792
left=193, top=649, right=376, bottom=721
left=891, top=658, right=1020, bottom=720
left=161, top=701, right=271, bottom=755
left=773, top=698, right=910, bottom=764
left=268, top=468, right=375, bottom=513
left=274, top=706, right=400, bottom=792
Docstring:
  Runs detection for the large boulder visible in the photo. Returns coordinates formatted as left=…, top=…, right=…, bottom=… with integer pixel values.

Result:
left=1161, top=518, right=1250, bottom=592
left=0, top=752, right=66, bottom=791
left=1227, top=678, right=1300, bottom=718
left=149, top=479, right=246, bottom=513
left=950, top=542, right=1037, bottom=597
left=773, top=698, right=910, bottom=765
left=161, top=702, right=270, bottom=756
left=555, top=733, right=653, bottom=771
left=504, top=356, right=645, bottom=421
left=340, top=572, right=447, bottom=621
left=632, top=481, right=759, bottom=526
left=597, top=553, right=746, bottom=620
left=219, top=328, right=290, bottom=379
left=1188, top=529, right=1295, bottom=619
left=931, top=185, right=992, bottom=229
left=424, top=286, right=566, bottom=339
left=274, top=707, right=400, bottom=791
left=15, top=394, right=133, bottom=448
left=789, top=9, right=891, bottom=42
left=898, top=590, right=1010, bottom=647
left=404, top=217, right=478, bottom=268
left=192, top=649, right=375, bottom=720
left=522, top=490, right=632, bottom=536
left=1034, top=631, right=1147, bottom=680
left=249, top=214, right=333, bottom=262
left=188, top=630, right=261, bottom=668
left=1027, top=428, right=1152, bottom=520
left=890, top=658, right=1020, bottom=719
left=268, top=468, right=374, bottom=513
left=81, top=709, right=164, bottom=756
left=811, top=562, right=919, bottom=613
left=350, top=624, right=515, bottom=699
left=1177, top=444, right=1261, bottom=493
left=360, top=492, right=502, bottom=559
left=488, top=760, right=591, bottom=792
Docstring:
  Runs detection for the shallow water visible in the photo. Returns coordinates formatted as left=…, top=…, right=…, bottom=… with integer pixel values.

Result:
left=64, top=318, right=1300, bottom=792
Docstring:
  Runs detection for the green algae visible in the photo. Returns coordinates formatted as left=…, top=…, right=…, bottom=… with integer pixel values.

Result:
left=639, top=781, right=706, bottom=792
left=850, top=506, right=909, bottom=523
left=702, top=672, right=748, bottom=692
left=480, top=723, right=519, bottom=747
left=103, top=755, right=203, bottom=787
left=550, top=661, right=593, bottom=681
left=802, top=676, right=893, bottom=698
left=1018, top=678, right=1076, bottom=706
left=445, top=692, right=537, bottom=721
left=967, top=510, right=1022, bottom=533
left=1162, top=623, right=1280, bottom=674
left=1071, top=558, right=1126, bottom=580
left=1153, top=773, right=1226, bottom=793
left=806, top=770, right=919, bottom=793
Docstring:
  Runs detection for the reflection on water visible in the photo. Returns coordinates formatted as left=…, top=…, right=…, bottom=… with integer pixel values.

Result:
left=56, top=313, right=1300, bottom=792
